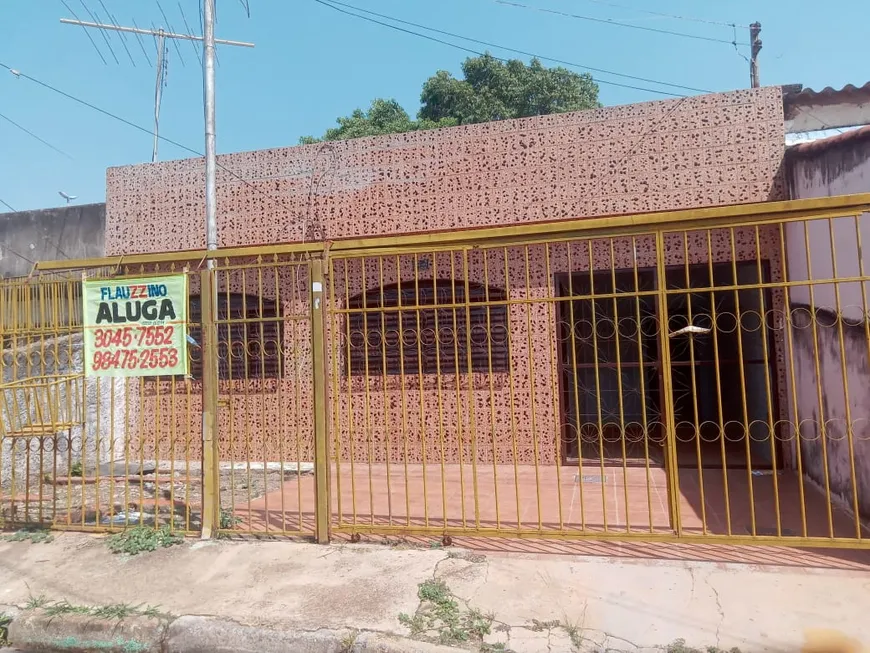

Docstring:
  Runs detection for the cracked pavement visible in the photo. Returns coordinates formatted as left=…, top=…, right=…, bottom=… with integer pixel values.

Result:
left=1, top=533, right=868, bottom=652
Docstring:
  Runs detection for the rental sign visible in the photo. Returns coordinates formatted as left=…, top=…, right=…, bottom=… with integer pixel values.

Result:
left=83, top=275, right=189, bottom=377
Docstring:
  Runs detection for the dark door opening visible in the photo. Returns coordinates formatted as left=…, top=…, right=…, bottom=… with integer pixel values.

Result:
left=556, top=261, right=781, bottom=469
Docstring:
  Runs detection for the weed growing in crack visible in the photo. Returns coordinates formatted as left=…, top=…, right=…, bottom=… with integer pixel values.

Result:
left=339, top=629, right=359, bottom=652
left=562, top=620, right=584, bottom=650
left=528, top=619, right=561, bottom=632
left=399, top=578, right=494, bottom=647
left=0, top=612, right=11, bottom=646
left=667, top=638, right=741, bottom=653
left=107, top=526, right=182, bottom=555
left=480, top=643, right=509, bottom=652
left=24, top=593, right=49, bottom=610
left=33, top=599, right=164, bottom=621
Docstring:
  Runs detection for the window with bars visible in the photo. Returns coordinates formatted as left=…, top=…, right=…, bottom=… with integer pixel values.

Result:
left=188, top=294, right=282, bottom=380
left=346, top=280, right=509, bottom=376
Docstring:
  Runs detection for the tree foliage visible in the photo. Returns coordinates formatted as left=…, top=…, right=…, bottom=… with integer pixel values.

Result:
left=300, top=54, right=600, bottom=144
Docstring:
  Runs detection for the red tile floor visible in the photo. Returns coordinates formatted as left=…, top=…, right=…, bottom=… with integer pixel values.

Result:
left=234, top=462, right=870, bottom=571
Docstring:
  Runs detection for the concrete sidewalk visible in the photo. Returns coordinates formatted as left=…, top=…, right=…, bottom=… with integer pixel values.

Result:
left=1, top=534, right=869, bottom=652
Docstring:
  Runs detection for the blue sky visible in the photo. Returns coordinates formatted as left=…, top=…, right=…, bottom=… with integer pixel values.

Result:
left=0, top=0, right=866, bottom=212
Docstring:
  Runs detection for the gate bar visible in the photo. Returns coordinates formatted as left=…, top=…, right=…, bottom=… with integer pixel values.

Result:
left=311, top=257, right=330, bottom=543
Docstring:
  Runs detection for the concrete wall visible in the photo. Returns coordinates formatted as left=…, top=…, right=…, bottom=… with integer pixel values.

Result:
left=0, top=335, right=129, bottom=507
left=0, top=203, right=106, bottom=279
left=785, top=127, right=870, bottom=521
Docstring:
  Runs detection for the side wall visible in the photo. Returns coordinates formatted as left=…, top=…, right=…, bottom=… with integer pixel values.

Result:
left=0, top=204, right=106, bottom=279
left=786, top=130, right=870, bottom=520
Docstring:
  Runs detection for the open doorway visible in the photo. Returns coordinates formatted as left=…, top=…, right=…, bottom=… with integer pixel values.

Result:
left=556, top=261, right=781, bottom=469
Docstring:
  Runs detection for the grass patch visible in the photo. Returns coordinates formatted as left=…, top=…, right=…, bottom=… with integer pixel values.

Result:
left=339, top=629, right=359, bottom=652
left=562, top=619, right=584, bottom=650
left=70, top=461, right=83, bottom=477
left=667, top=639, right=741, bottom=653
left=107, top=526, right=183, bottom=556
left=3, top=527, right=54, bottom=544
left=24, top=593, right=50, bottom=610
left=35, top=599, right=164, bottom=621
left=0, top=612, right=11, bottom=646
left=219, top=509, right=242, bottom=530
left=399, top=578, right=494, bottom=647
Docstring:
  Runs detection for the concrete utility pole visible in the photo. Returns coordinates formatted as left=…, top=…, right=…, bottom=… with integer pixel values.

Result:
left=749, top=22, right=762, bottom=88
left=61, top=6, right=254, bottom=539
left=203, top=0, right=218, bottom=256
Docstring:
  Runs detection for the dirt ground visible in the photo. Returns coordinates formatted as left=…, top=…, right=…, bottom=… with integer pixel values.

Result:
left=1, top=467, right=308, bottom=533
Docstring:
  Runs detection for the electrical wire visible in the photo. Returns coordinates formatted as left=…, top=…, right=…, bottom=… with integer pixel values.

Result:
left=496, top=0, right=749, bottom=46
left=579, top=0, right=749, bottom=29
left=60, top=0, right=108, bottom=65
left=0, top=61, right=303, bottom=232
left=0, top=111, right=74, bottom=159
left=0, top=200, right=38, bottom=265
left=312, top=0, right=711, bottom=96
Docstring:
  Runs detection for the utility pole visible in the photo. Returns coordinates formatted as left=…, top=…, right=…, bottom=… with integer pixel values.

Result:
left=61, top=7, right=254, bottom=539
left=203, top=0, right=218, bottom=256
left=749, top=22, right=762, bottom=88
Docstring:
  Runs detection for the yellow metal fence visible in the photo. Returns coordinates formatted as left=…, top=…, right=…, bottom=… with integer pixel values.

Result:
left=2, top=194, right=870, bottom=549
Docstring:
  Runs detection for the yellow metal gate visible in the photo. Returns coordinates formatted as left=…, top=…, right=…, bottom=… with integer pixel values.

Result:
left=323, top=202, right=870, bottom=549
left=3, top=194, right=870, bottom=549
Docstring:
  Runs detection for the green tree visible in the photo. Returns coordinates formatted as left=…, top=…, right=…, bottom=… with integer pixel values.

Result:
left=300, top=55, right=600, bottom=144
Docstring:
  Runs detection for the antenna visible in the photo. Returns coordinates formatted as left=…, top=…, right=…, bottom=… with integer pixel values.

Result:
left=60, top=11, right=254, bottom=163
left=153, top=29, right=167, bottom=162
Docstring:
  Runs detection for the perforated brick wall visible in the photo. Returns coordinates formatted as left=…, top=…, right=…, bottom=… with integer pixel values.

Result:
left=105, top=87, right=786, bottom=254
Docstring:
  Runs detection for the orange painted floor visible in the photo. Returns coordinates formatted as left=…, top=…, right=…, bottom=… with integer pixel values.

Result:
left=234, top=462, right=867, bottom=547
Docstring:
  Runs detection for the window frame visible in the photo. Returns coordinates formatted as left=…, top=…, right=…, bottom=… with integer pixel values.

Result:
left=187, top=293, right=283, bottom=381
left=345, top=279, right=509, bottom=377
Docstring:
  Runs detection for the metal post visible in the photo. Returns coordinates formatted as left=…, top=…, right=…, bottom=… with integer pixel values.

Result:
left=749, top=22, right=762, bottom=88
left=311, top=257, right=331, bottom=544
left=200, top=0, right=221, bottom=541
left=200, top=268, right=220, bottom=538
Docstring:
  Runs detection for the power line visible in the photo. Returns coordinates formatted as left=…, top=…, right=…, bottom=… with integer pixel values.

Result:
left=0, top=198, right=74, bottom=262
left=0, top=61, right=305, bottom=235
left=0, top=201, right=38, bottom=265
left=0, top=195, right=72, bottom=260
left=312, top=0, right=710, bottom=96
left=496, top=0, right=750, bottom=46
left=578, top=0, right=749, bottom=30
left=0, top=111, right=74, bottom=159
